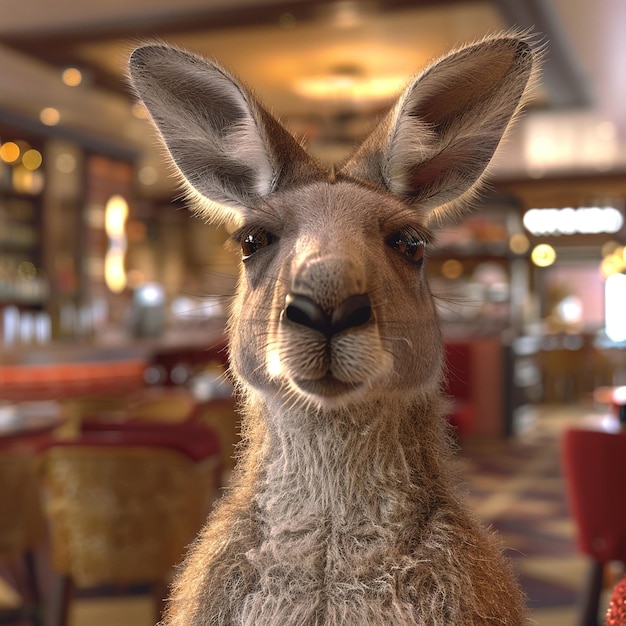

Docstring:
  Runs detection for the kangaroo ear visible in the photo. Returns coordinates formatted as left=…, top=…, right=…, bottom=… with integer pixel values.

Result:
left=129, top=45, right=319, bottom=224
left=341, top=35, right=537, bottom=224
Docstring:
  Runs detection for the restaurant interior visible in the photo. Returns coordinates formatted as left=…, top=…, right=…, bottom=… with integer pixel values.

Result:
left=1, top=1, right=626, bottom=625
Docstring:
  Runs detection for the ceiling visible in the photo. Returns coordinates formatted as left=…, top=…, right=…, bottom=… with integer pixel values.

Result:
left=0, top=0, right=624, bottom=198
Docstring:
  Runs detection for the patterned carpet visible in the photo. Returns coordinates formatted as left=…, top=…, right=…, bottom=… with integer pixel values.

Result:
left=461, top=403, right=596, bottom=625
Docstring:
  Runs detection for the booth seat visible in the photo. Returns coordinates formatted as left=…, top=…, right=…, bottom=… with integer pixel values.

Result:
left=443, top=338, right=507, bottom=439
left=78, top=420, right=221, bottom=464
left=444, top=342, right=475, bottom=438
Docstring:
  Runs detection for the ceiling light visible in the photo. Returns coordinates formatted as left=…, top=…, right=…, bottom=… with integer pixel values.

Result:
left=523, top=206, right=624, bottom=236
left=294, top=74, right=405, bottom=102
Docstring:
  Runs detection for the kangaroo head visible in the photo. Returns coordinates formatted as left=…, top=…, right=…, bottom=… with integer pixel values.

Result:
left=129, top=35, right=536, bottom=410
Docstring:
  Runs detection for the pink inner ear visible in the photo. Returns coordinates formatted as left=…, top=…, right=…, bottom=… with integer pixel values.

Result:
left=410, top=45, right=519, bottom=129
left=406, top=158, right=448, bottom=195
left=405, top=138, right=482, bottom=201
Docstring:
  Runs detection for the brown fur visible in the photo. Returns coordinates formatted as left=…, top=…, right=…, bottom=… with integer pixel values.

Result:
left=129, top=34, right=538, bottom=625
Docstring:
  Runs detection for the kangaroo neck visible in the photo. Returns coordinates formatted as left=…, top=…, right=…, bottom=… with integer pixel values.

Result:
left=239, top=390, right=460, bottom=625
left=252, top=390, right=454, bottom=526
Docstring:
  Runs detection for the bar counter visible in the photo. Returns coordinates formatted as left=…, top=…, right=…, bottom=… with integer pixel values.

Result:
left=0, top=327, right=227, bottom=400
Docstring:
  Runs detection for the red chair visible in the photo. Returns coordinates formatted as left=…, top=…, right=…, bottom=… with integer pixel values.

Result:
left=562, top=428, right=626, bottom=626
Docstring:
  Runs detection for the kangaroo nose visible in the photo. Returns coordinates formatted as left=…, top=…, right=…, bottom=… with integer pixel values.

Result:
left=284, top=293, right=372, bottom=337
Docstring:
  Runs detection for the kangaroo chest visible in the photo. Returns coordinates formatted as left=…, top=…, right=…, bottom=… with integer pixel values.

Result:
left=238, top=433, right=425, bottom=624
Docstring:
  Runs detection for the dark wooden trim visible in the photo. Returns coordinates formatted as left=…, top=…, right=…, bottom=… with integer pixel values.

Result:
left=0, top=107, right=137, bottom=162
left=0, top=0, right=471, bottom=44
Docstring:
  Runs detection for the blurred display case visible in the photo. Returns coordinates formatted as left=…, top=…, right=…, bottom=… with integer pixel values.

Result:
left=0, top=130, right=47, bottom=308
left=427, top=195, right=530, bottom=337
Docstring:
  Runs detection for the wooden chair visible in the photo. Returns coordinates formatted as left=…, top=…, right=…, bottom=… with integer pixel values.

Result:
left=38, top=433, right=220, bottom=626
left=562, top=427, right=626, bottom=626
left=0, top=448, right=45, bottom=626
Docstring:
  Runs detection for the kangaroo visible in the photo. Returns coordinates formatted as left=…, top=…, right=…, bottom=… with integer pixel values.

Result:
left=129, top=33, right=537, bottom=625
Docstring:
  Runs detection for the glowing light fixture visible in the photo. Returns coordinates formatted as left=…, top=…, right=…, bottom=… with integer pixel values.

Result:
left=294, top=74, right=406, bottom=102
left=105, top=195, right=128, bottom=239
left=531, top=244, right=556, bottom=268
left=104, top=194, right=129, bottom=293
left=523, top=206, right=624, bottom=236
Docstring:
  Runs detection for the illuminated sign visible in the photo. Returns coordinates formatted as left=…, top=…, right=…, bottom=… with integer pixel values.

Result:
left=523, top=206, right=624, bottom=236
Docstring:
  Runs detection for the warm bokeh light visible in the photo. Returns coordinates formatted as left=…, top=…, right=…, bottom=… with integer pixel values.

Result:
left=531, top=244, right=556, bottom=268
left=601, top=247, right=626, bottom=278
left=509, top=233, right=530, bottom=255
left=104, top=194, right=129, bottom=239
left=602, top=240, right=621, bottom=257
left=104, top=248, right=127, bottom=294
left=12, top=165, right=44, bottom=195
left=104, top=195, right=129, bottom=293
left=62, top=67, right=83, bottom=87
left=0, top=141, right=20, bottom=163
left=40, top=107, right=60, bottom=126
left=441, top=259, right=464, bottom=280
left=22, top=149, right=43, bottom=171
left=17, top=261, right=37, bottom=280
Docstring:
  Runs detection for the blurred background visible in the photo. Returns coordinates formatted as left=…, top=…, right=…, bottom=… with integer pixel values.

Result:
left=1, top=1, right=626, bottom=625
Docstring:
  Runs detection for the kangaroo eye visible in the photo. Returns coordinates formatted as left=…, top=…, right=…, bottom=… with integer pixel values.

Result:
left=241, top=229, right=273, bottom=259
left=387, top=230, right=426, bottom=264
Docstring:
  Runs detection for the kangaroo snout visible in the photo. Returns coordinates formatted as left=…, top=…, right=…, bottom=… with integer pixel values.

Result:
left=284, top=292, right=372, bottom=338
